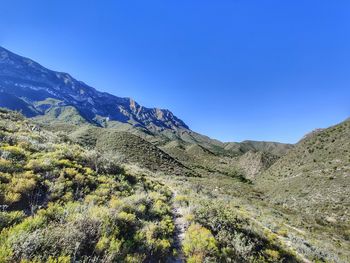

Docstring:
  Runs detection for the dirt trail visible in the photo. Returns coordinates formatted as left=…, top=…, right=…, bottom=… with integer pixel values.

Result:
left=167, top=191, right=187, bottom=263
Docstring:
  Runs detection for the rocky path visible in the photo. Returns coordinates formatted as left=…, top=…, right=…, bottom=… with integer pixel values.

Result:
left=167, top=191, right=187, bottom=263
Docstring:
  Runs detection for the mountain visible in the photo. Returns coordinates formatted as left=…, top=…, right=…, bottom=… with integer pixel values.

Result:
left=0, top=46, right=293, bottom=158
left=0, top=46, right=188, bottom=133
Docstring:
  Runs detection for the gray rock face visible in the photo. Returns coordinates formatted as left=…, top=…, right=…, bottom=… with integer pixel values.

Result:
left=0, top=46, right=189, bottom=131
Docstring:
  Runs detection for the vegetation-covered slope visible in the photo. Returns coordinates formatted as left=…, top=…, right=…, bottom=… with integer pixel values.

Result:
left=0, top=109, right=177, bottom=262
left=224, top=141, right=293, bottom=157
left=257, top=119, right=350, bottom=223
left=161, top=140, right=278, bottom=181
left=70, top=126, right=191, bottom=176
left=0, top=109, right=307, bottom=263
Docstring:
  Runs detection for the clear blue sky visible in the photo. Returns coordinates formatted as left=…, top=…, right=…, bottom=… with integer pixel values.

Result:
left=1, top=1, right=349, bottom=143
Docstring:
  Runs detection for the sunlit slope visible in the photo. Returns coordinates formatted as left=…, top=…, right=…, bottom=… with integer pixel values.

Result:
left=70, top=126, right=191, bottom=176
left=257, top=119, right=350, bottom=222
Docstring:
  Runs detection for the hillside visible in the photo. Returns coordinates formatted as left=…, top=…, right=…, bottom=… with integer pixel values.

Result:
left=70, top=126, right=191, bottom=176
left=257, top=119, right=350, bottom=223
left=0, top=109, right=308, bottom=263
left=224, top=141, right=293, bottom=157
left=0, top=109, right=180, bottom=262
left=238, top=151, right=279, bottom=179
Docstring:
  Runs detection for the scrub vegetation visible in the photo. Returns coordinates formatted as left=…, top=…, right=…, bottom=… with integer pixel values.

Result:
left=0, top=108, right=349, bottom=263
left=0, top=109, right=175, bottom=262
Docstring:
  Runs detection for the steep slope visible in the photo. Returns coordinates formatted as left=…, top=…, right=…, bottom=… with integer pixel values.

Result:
left=257, top=119, right=350, bottom=223
left=0, top=46, right=188, bottom=131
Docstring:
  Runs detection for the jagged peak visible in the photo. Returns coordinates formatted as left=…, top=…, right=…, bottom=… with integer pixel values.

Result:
left=0, top=46, right=190, bottom=132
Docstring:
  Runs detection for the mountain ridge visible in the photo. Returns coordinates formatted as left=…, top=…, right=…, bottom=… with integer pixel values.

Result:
left=0, top=46, right=293, bottom=157
left=0, top=46, right=189, bottom=132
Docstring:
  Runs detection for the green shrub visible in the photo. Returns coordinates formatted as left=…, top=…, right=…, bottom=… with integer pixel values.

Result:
left=0, top=145, right=28, bottom=161
left=174, top=195, right=189, bottom=206
left=183, top=223, right=218, bottom=262
left=0, top=158, right=20, bottom=173
left=264, top=248, right=281, bottom=262
left=0, top=211, right=26, bottom=230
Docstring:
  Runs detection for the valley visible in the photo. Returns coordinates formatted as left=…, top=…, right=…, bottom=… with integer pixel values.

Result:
left=0, top=46, right=349, bottom=262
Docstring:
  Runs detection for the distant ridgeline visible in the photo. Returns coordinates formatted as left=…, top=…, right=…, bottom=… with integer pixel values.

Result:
left=0, top=46, right=293, bottom=157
